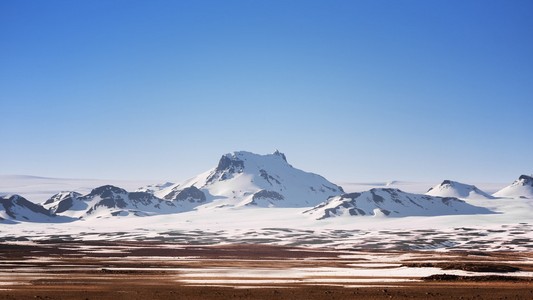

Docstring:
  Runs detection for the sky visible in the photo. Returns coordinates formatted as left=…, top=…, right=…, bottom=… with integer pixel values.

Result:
left=1, top=0, right=532, bottom=183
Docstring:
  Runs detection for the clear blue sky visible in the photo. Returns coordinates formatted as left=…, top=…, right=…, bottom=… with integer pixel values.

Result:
left=1, top=0, right=532, bottom=183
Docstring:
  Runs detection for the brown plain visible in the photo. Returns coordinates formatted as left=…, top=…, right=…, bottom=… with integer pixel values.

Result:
left=0, top=241, right=531, bottom=300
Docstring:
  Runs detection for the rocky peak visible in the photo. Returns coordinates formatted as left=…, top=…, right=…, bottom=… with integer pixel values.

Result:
left=166, top=186, right=206, bottom=203
left=273, top=150, right=287, bottom=162
left=43, top=191, right=81, bottom=206
left=441, top=180, right=453, bottom=186
left=518, top=175, right=533, bottom=186
left=206, top=153, right=246, bottom=184
left=87, top=185, right=128, bottom=198
left=215, top=154, right=245, bottom=173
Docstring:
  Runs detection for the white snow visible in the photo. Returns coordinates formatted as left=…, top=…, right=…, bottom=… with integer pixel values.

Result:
left=0, top=151, right=531, bottom=253
left=426, top=180, right=494, bottom=199
left=494, top=175, right=533, bottom=199
left=136, top=182, right=174, bottom=193
left=303, top=188, right=492, bottom=219
left=173, top=265, right=533, bottom=285
left=156, top=151, right=343, bottom=209
left=0, top=196, right=531, bottom=252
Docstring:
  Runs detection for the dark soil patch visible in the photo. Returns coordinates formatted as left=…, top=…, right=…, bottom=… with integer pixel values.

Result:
left=404, top=262, right=520, bottom=273
left=424, top=274, right=532, bottom=282
left=100, top=268, right=168, bottom=275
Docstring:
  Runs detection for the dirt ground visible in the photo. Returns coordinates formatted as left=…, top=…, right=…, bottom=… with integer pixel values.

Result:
left=1, top=283, right=533, bottom=300
left=0, top=241, right=531, bottom=299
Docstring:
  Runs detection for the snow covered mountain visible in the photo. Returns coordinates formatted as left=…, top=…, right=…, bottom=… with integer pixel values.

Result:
left=43, top=185, right=183, bottom=219
left=426, top=180, right=494, bottom=199
left=303, top=188, right=493, bottom=220
left=493, top=175, right=533, bottom=199
left=157, top=150, right=344, bottom=209
left=42, top=191, right=82, bottom=213
left=0, top=174, right=155, bottom=203
left=7, top=150, right=345, bottom=220
left=1, top=194, right=56, bottom=223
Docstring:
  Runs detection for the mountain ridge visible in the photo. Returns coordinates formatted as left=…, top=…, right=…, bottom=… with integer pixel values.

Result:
left=1, top=151, right=523, bottom=223
left=304, top=188, right=494, bottom=220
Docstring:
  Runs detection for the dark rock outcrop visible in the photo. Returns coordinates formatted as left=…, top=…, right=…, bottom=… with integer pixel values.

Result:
left=172, top=186, right=206, bottom=203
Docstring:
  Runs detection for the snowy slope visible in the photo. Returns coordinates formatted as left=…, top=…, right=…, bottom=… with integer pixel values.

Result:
left=493, top=175, right=533, bottom=198
left=136, top=182, right=174, bottom=193
left=303, top=188, right=493, bottom=220
left=0, top=194, right=57, bottom=223
left=339, top=181, right=435, bottom=195
left=157, top=151, right=344, bottom=209
left=1, top=172, right=532, bottom=252
left=338, top=181, right=506, bottom=195
left=426, top=180, right=494, bottom=199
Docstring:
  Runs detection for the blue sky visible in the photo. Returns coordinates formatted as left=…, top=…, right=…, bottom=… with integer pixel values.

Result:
left=1, top=0, right=532, bottom=183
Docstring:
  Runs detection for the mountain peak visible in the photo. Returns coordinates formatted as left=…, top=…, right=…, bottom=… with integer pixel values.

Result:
left=43, top=191, right=82, bottom=206
left=160, top=150, right=343, bottom=208
left=88, top=185, right=127, bottom=197
left=440, top=180, right=454, bottom=186
left=208, top=153, right=246, bottom=184
left=426, top=180, right=493, bottom=199
left=494, top=174, right=533, bottom=198
left=273, top=150, right=287, bottom=162
left=207, top=151, right=292, bottom=184
left=1, top=194, right=53, bottom=222
left=215, top=153, right=245, bottom=173
left=518, top=175, right=533, bottom=185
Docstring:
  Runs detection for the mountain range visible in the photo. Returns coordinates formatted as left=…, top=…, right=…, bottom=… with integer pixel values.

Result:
left=1, top=150, right=529, bottom=223
left=304, top=188, right=493, bottom=219
left=42, top=186, right=182, bottom=219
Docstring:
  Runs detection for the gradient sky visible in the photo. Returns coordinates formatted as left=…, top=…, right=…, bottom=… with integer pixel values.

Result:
left=1, top=0, right=532, bottom=183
